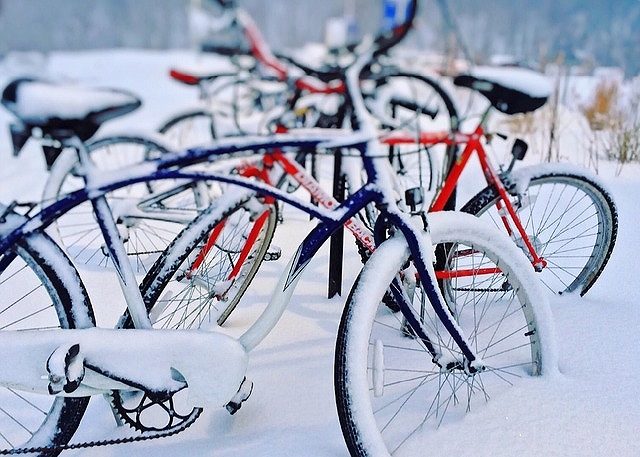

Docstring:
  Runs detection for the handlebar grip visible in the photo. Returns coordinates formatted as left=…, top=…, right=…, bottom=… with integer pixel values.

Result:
left=275, top=53, right=344, bottom=83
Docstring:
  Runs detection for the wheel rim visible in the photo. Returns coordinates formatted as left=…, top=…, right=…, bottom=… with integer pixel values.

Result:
left=146, top=203, right=275, bottom=332
left=476, top=175, right=614, bottom=294
left=0, top=245, right=91, bottom=454
left=337, top=230, right=544, bottom=456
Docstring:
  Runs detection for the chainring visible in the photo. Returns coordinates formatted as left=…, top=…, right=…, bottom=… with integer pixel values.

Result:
left=111, top=389, right=202, bottom=433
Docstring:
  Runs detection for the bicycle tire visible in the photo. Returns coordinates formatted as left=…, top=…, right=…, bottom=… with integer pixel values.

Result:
left=44, top=136, right=171, bottom=196
left=460, top=164, right=618, bottom=296
left=335, top=211, right=554, bottom=456
left=368, top=70, right=459, bottom=133
left=128, top=189, right=277, bottom=333
left=159, top=75, right=288, bottom=143
left=0, top=228, right=95, bottom=456
left=42, top=135, right=208, bottom=274
left=158, top=109, right=216, bottom=149
left=368, top=70, right=459, bottom=193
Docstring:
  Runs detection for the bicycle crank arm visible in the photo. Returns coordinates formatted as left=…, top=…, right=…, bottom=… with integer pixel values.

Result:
left=0, top=328, right=248, bottom=408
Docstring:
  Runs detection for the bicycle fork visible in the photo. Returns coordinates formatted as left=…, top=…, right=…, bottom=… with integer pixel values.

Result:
left=380, top=210, right=486, bottom=374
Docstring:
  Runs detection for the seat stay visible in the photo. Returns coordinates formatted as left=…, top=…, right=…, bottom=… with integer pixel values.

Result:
left=429, top=129, right=484, bottom=212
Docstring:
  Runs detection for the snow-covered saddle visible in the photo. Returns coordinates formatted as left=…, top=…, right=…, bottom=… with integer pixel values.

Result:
left=454, top=66, right=552, bottom=115
left=1, top=77, right=141, bottom=141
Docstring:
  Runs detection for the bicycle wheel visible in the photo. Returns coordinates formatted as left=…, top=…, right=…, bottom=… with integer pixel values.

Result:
left=368, top=71, right=460, bottom=196
left=159, top=76, right=287, bottom=144
left=158, top=109, right=216, bottom=149
left=461, top=164, right=618, bottom=296
left=213, top=75, right=289, bottom=136
left=0, top=229, right=95, bottom=456
left=127, top=189, right=277, bottom=333
left=367, top=70, right=459, bottom=132
left=44, top=135, right=170, bottom=201
left=335, top=211, right=554, bottom=457
left=42, top=135, right=207, bottom=274
left=350, top=71, right=460, bottom=234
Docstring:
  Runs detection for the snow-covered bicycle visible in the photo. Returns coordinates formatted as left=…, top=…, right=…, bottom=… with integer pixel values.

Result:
left=0, top=26, right=556, bottom=457
left=34, top=0, right=451, bottom=279
left=45, top=0, right=616, bottom=298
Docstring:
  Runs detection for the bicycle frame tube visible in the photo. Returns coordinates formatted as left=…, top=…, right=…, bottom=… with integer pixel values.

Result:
left=269, top=150, right=376, bottom=251
left=236, top=8, right=288, bottom=80
left=0, top=156, right=360, bottom=259
left=0, top=132, right=373, bottom=260
left=235, top=8, right=346, bottom=95
left=188, top=147, right=377, bottom=288
left=388, top=124, right=547, bottom=270
left=0, top=161, right=352, bottom=340
left=234, top=175, right=477, bottom=362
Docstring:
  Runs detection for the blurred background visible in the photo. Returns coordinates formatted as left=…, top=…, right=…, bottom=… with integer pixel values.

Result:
left=1, top=0, right=639, bottom=76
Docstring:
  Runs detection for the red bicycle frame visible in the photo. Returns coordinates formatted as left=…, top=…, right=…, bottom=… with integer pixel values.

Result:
left=384, top=124, right=547, bottom=272
left=186, top=148, right=377, bottom=300
left=187, top=129, right=534, bottom=294
left=231, top=24, right=547, bottom=276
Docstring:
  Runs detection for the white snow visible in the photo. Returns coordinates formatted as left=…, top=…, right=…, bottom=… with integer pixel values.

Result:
left=0, top=49, right=639, bottom=456
left=5, top=80, right=138, bottom=123
left=466, top=65, right=553, bottom=98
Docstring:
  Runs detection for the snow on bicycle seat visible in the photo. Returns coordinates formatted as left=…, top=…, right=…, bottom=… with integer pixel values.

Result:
left=453, top=66, right=552, bottom=115
left=1, top=77, right=141, bottom=139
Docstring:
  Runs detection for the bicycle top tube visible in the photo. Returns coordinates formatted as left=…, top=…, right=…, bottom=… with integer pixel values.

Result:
left=157, top=128, right=372, bottom=168
left=381, top=124, right=482, bottom=147
left=0, top=129, right=375, bottom=254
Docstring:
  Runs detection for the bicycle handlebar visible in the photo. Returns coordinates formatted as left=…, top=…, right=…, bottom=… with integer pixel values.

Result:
left=279, top=0, right=418, bottom=86
left=373, top=0, right=418, bottom=57
left=274, top=53, right=344, bottom=84
left=200, top=43, right=251, bottom=57
left=203, top=0, right=417, bottom=82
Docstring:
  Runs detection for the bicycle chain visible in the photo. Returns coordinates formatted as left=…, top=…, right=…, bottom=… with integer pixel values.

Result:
left=0, top=405, right=198, bottom=455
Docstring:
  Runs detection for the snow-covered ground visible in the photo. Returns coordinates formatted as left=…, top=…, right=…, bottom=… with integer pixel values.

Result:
left=1, top=49, right=639, bottom=456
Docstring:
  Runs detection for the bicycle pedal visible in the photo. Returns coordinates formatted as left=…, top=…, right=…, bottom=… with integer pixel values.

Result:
left=225, top=377, right=253, bottom=415
left=264, top=246, right=281, bottom=262
left=46, top=343, right=85, bottom=394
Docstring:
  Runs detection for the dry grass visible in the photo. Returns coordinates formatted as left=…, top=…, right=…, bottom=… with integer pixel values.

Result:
left=579, top=78, right=640, bottom=173
left=580, top=80, right=620, bottom=131
left=510, top=75, right=639, bottom=173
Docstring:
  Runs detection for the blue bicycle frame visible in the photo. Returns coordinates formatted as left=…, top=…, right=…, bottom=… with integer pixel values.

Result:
left=0, top=128, right=481, bottom=367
